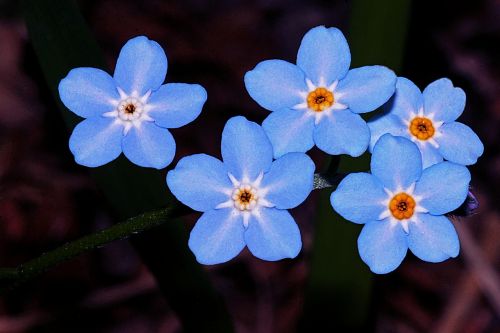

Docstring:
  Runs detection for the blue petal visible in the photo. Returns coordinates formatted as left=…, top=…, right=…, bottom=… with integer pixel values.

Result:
left=423, top=78, right=465, bottom=123
left=331, top=173, right=387, bottom=224
left=167, top=154, right=233, bottom=212
left=59, top=68, right=119, bottom=118
left=436, top=122, right=484, bottom=165
left=188, top=208, right=245, bottom=265
left=367, top=113, right=407, bottom=151
left=148, top=83, right=207, bottom=129
left=371, top=134, right=422, bottom=191
left=113, top=36, right=168, bottom=96
left=260, top=153, right=315, bottom=209
left=414, top=162, right=470, bottom=215
left=296, top=26, right=351, bottom=85
left=384, top=77, right=423, bottom=120
left=419, top=143, right=444, bottom=168
left=244, top=60, right=307, bottom=112
left=262, top=109, right=315, bottom=158
left=358, top=219, right=408, bottom=274
left=245, top=207, right=301, bottom=261
left=408, top=214, right=459, bottom=263
left=336, top=66, right=397, bottom=113
left=69, top=117, right=123, bottom=167
left=221, top=116, right=273, bottom=181
left=122, top=122, right=175, bottom=169
left=313, top=110, right=370, bottom=156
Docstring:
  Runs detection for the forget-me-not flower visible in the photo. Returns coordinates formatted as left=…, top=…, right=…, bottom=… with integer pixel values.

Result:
left=368, top=77, right=484, bottom=168
left=331, top=134, right=471, bottom=274
left=244, top=25, right=397, bottom=158
left=167, top=116, right=315, bottom=264
left=59, top=36, right=207, bottom=169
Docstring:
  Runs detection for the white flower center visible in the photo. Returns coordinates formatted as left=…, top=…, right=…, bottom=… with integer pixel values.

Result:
left=117, top=97, right=144, bottom=121
left=103, top=88, right=154, bottom=134
left=216, top=172, right=274, bottom=227
left=232, top=185, right=258, bottom=211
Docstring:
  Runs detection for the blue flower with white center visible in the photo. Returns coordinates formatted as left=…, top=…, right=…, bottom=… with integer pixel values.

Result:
left=368, top=77, right=484, bottom=168
left=244, top=25, right=397, bottom=158
left=331, top=134, right=471, bottom=274
left=167, top=116, right=315, bottom=264
left=59, top=36, right=207, bottom=169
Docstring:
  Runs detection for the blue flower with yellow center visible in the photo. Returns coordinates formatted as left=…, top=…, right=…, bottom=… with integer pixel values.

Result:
left=368, top=77, right=484, bottom=168
left=244, top=25, right=397, bottom=158
left=331, top=134, right=471, bottom=274
left=59, top=36, right=207, bottom=169
left=167, top=116, right=315, bottom=264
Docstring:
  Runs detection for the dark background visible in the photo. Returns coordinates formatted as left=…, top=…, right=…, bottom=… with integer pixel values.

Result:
left=0, top=0, right=499, bottom=332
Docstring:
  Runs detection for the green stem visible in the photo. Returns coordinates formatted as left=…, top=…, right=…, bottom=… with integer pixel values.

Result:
left=0, top=171, right=477, bottom=295
left=0, top=269, right=18, bottom=281
left=0, top=205, right=187, bottom=291
left=0, top=174, right=338, bottom=291
left=301, top=1, right=413, bottom=331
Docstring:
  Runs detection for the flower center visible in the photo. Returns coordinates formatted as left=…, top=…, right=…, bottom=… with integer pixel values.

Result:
left=409, top=117, right=435, bottom=140
left=307, top=87, right=334, bottom=112
left=118, top=97, right=144, bottom=121
left=389, top=192, right=416, bottom=220
left=232, top=185, right=258, bottom=211
left=124, top=104, right=136, bottom=114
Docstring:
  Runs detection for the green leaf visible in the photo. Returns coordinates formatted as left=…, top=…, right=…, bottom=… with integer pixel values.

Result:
left=300, top=0, right=412, bottom=331
left=21, top=1, right=233, bottom=331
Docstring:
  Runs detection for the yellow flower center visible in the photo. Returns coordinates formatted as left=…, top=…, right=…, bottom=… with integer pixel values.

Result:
left=232, top=185, right=258, bottom=211
left=409, top=117, right=435, bottom=140
left=389, top=192, right=416, bottom=220
left=307, top=87, right=334, bottom=112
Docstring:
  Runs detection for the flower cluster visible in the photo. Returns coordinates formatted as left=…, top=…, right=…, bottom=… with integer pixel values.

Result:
left=59, top=26, right=483, bottom=271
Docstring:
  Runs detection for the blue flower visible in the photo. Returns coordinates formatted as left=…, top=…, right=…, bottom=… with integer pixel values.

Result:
left=331, top=134, right=471, bottom=274
left=244, top=25, right=397, bottom=158
left=59, top=36, right=207, bottom=169
left=368, top=77, right=484, bottom=168
left=167, top=116, right=315, bottom=264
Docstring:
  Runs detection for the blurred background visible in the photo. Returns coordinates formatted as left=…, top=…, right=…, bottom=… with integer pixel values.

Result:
left=0, top=0, right=499, bottom=332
